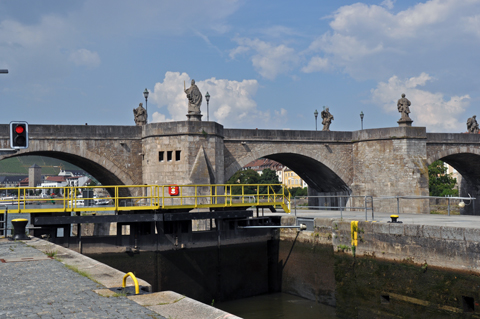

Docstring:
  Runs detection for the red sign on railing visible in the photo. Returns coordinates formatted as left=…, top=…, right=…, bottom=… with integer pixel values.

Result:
left=169, top=185, right=179, bottom=196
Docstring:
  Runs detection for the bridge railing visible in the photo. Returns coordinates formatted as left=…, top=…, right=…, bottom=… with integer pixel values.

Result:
left=293, top=195, right=374, bottom=220
left=0, top=184, right=291, bottom=214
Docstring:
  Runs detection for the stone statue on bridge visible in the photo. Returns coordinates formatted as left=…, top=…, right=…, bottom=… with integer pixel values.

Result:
left=133, top=103, right=147, bottom=126
left=397, top=93, right=413, bottom=127
left=184, top=79, right=203, bottom=121
left=467, top=115, right=479, bottom=134
left=321, top=108, right=334, bottom=131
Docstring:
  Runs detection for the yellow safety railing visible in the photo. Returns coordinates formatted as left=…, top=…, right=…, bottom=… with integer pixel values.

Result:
left=0, top=184, right=291, bottom=214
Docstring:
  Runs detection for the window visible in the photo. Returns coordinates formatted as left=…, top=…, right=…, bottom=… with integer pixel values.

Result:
left=167, top=151, right=173, bottom=162
left=159, top=151, right=164, bottom=162
left=176, top=150, right=181, bottom=161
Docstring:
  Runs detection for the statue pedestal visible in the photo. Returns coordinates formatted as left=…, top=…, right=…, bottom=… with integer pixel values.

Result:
left=398, top=118, right=413, bottom=127
left=187, top=113, right=203, bottom=122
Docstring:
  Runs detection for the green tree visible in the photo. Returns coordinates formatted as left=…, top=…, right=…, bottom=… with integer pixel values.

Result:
left=259, top=169, right=281, bottom=194
left=290, top=187, right=308, bottom=197
left=227, top=169, right=259, bottom=195
left=428, top=160, right=459, bottom=196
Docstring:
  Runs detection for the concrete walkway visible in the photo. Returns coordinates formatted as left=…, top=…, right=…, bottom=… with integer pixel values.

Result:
left=0, top=239, right=164, bottom=319
left=0, top=238, right=241, bottom=319
left=273, top=208, right=480, bottom=229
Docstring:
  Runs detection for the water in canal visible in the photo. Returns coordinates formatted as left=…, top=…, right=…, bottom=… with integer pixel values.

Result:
left=86, top=238, right=480, bottom=319
left=216, top=292, right=336, bottom=319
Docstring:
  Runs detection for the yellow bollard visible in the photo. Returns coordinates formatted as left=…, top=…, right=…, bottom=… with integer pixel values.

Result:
left=12, top=218, right=30, bottom=240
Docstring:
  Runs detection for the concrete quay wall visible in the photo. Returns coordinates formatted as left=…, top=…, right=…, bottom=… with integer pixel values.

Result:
left=281, top=216, right=480, bottom=272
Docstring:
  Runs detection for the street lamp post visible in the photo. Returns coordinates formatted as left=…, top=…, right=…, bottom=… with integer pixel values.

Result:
left=314, top=109, right=319, bottom=131
left=205, top=92, right=210, bottom=121
left=143, top=88, right=149, bottom=124
left=360, top=111, right=364, bottom=130
left=0, top=70, right=8, bottom=74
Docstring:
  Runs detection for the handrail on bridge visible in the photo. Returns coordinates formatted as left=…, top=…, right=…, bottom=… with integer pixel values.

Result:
left=293, top=195, right=374, bottom=220
left=0, top=183, right=291, bottom=214
left=379, top=195, right=476, bottom=216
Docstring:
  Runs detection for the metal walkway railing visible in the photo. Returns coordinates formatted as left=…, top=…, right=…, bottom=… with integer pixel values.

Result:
left=0, top=184, right=291, bottom=214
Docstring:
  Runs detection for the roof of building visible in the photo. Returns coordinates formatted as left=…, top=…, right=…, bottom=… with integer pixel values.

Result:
left=45, top=176, right=67, bottom=182
left=243, top=158, right=285, bottom=172
left=0, top=175, right=28, bottom=183
left=19, top=177, right=29, bottom=186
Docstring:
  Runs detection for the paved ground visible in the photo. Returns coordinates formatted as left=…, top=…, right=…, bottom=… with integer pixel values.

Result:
left=0, top=240, right=166, bottom=319
left=272, top=208, right=480, bottom=228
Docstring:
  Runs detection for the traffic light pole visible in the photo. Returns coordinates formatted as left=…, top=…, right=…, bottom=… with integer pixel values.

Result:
left=1, top=70, right=17, bottom=154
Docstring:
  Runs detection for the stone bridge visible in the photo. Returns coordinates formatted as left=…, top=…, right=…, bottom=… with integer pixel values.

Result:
left=0, top=122, right=479, bottom=214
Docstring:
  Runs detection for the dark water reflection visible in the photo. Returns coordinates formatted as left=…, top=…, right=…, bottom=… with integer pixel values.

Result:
left=85, top=238, right=480, bottom=319
left=216, top=293, right=336, bottom=319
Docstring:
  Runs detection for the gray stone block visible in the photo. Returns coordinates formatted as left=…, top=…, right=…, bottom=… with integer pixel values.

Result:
left=441, top=226, right=465, bottom=241
left=404, top=224, right=422, bottom=237
left=314, top=218, right=334, bottom=229
left=423, top=225, right=441, bottom=239
left=372, top=222, right=389, bottom=234
left=389, top=223, right=404, bottom=235
left=465, top=228, right=480, bottom=242
left=281, top=216, right=296, bottom=226
left=336, top=221, right=351, bottom=232
left=358, top=221, right=373, bottom=233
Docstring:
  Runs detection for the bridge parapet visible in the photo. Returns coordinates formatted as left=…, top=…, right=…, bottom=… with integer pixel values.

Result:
left=224, top=128, right=353, bottom=142
left=29, top=124, right=141, bottom=140
left=352, top=126, right=426, bottom=142
left=427, top=132, right=480, bottom=143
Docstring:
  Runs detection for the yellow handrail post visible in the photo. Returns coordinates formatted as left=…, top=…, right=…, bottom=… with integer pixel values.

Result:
left=257, top=185, right=260, bottom=204
left=115, top=186, right=119, bottom=210
left=122, top=272, right=140, bottom=295
left=194, top=185, right=197, bottom=207
left=242, top=185, right=244, bottom=204
left=162, top=185, right=165, bottom=208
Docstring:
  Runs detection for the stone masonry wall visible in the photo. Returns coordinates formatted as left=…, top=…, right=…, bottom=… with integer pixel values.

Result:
left=0, top=124, right=143, bottom=187
left=223, top=130, right=354, bottom=189
left=142, top=121, right=224, bottom=187
left=351, top=127, right=429, bottom=214
left=282, top=216, right=480, bottom=275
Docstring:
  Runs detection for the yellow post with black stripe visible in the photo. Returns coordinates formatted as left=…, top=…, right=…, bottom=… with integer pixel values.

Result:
left=351, top=221, right=358, bottom=247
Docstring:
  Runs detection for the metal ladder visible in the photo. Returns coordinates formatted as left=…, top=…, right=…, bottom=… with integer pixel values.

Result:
left=0, top=206, right=8, bottom=238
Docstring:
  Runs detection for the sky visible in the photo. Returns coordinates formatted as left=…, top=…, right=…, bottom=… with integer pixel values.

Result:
left=1, top=0, right=479, bottom=133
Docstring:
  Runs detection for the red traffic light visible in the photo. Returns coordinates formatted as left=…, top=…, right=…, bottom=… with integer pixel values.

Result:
left=9, top=121, right=29, bottom=149
left=15, top=125, right=25, bottom=134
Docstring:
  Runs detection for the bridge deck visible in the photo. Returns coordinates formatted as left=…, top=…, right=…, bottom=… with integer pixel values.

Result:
left=0, top=184, right=291, bottom=214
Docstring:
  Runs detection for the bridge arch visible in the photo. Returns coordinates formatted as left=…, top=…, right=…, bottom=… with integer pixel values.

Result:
left=427, top=147, right=480, bottom=166
left=224, top=143, right=351, bottom=193
left=427, top=148, right=480, bottom=215
left=0, top=149, right=137, bottom=187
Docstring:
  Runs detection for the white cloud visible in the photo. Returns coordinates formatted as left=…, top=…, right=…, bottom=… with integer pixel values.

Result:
left=371, top=73, right=470, bottom=132
left=69, top=49, right=100, bottom=68
left=0, top=1, right=242, bottom=96
left=230, top=38, right=300, bottom=80
left=151, top=71, right=268, bottom=127
left=75, top=0, right=240, bottom=37
left=381, top=0, right=395, bottom=10
left=302, top=56, right=329, bottom=73
left=463, top=14, right=480, bottom=37
left=152, top=112, right=173, bottom=123
left=306, top=0, right=480, bottom=79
